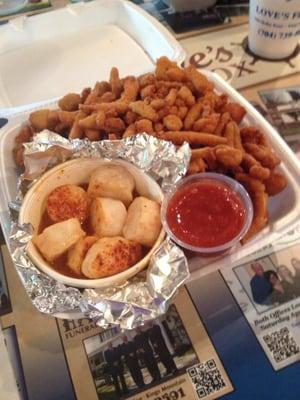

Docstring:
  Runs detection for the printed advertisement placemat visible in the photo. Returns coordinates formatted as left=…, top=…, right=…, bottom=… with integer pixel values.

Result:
left=181, top=25, right=300, bottom=89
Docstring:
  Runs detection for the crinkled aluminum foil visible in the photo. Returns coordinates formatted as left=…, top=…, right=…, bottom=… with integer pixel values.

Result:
left=9, top=132, right=190, bottom=329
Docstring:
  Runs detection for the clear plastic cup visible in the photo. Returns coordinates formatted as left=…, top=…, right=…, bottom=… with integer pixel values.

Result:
left=161, top=172, right=254, bottom=256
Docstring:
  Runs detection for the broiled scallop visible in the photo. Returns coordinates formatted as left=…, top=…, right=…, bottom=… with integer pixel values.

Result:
left=67, top=236, right=98, bottom=275
left=81, top=237, right=142, bottom=279
left=90, top=197, right=127, bottom=237
left=46, top=184, right=89, bottom=223
left=33, top=218, right=85, bottom=262
left=87, top=165, right=135, bottom=206
left=123, top=196, right=161, bottom=247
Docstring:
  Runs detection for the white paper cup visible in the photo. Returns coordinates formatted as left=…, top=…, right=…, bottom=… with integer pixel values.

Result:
left=19, top=159, right=165, bottom=289
left=248, top=0, right=300, bottom=60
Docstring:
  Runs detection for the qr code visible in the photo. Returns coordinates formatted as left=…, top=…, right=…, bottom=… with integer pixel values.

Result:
left=263, top=327, right=300, bottom=363
left=187, top=359, right=226, bottom=398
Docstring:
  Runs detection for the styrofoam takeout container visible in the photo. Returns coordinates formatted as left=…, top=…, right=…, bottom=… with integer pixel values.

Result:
left=0, top=0, right=185, bottom=113
left=1, top=70, right=299, bottom=280
left=18, top=158, right=165, bottom=288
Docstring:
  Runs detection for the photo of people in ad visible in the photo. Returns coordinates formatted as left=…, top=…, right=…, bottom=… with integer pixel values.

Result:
left=84, top=305, right=199, bottom=399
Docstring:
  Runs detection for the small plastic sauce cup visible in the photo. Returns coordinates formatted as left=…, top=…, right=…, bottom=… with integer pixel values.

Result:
left=161, top=173, right=253, bottom=256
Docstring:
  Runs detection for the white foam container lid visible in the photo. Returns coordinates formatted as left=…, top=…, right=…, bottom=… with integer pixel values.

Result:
left=0, top=0, right=185, bottom=112
left=1, top=70, right=300, bottom=279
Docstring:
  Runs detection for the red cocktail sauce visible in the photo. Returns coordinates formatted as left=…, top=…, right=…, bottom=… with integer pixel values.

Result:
left=166, top=180, right=246, bottom=248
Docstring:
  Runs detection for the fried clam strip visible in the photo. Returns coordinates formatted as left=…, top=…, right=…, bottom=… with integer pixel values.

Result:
left=129, top=101, right=158, bottom=122
left=123, top=123, right=136, bottom=138
left=188, top=157, right=207, bottom=174
left=155, top=56, right=177, bottom=80
left=124, top=110, right=138, bottom=124
left=78, top=111, right=105, bottom=130
left=157, top=131, right=227, bottom=146
left=190, top=147, right=217, bottom=172
left=83, top=81, right=111, bottom=105
left=264, top=170, right=287, bottom=196
left=84, top=129, right=101, bottom=141
left=193, top=113, right=220, bottom=133
left=192, top=145, right=242, bottom=170
left=58, top=93, right=81, bottom=111
left=191, top=147, right=215, bottom=161
left=222, top=102, right=246, bottom=124
left=69, top=111, right=88, bottom=139
left=166, top=66, right=186, bottom=82
left=184, top=102, right=203, bottom=130
left=223, top=120, right=244, bottom=150
left=105, top=117, right=126, bottom=133
left=110, top=67, right=123, bottom=98
left=29, top=109, right=53, bottom=132
left=79, top=100, right=129, bottom=114
left=185, top=65, right=211, bottom=94
left=165, top=88, right=178, bottom=106
left=163, top=115, right=183, bottom=131
left=214, top=145, right=243, bottom=169
left=177, top=86, right=195, bottom=106
left=240, top=126, right=269, bottom=147
left=242, top=153, right=270, bottom=181
left=138, top=73, right=155, bottom=88
left=235, top=173, right=268, bottom=243
left=122, top=76, right=139, bottom=102
left=243, top=143, right=281, bottom=169
left=135, top=119, right=153, bottom=134
left=214, top=112, right=231, bottom=136
left=242, top=189, right=269, bottom=244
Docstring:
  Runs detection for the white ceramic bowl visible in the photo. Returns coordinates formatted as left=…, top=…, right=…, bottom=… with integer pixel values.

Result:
left=19, top=158, right=165, bottom=288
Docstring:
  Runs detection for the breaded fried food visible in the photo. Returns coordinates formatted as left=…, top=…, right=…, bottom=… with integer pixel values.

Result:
left=58, top=93, right=81, bottom=111
left=88, top=165, right=135, bottom=207
left=67, top=236, right=98, bottom=275
left=163, top=114, right=183, bottom=131
left=129, top=101, right=158, bottom=122
left=90, top=197, right=127, bottom=237
left=135, top=119, right=153, bottom=134
left=241, top=190, right=268, bottom=244
left=123, top=197, right=161, bottom=247
left=158, top=131, right=227, bottom=146
left=81, top=237, right=142, bottom=279
left=185, top=65, right=210, bottom=94
left=33, top=218, right=85, bottom=262
left=46, top=184, right=89, bottom=223
left=264, top=171, right=287, bottom=195
left=188, top=157, right=207, bottom=174
left=29, top=109, right=52, bottom=132
left=214, top=145, right=243, bottom=168
left=223, top=102, right=246, bottom=124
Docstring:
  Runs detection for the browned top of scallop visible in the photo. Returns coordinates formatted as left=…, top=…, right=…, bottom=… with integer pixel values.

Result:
left=46, top=184, right=89, bottom=223
left=81, top=237, right=142, bottom=279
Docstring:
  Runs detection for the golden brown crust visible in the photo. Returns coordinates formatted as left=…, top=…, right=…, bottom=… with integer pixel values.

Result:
left=46, top=184, right=89, bottom=223
left=81, top=237, right=142, bottom=279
